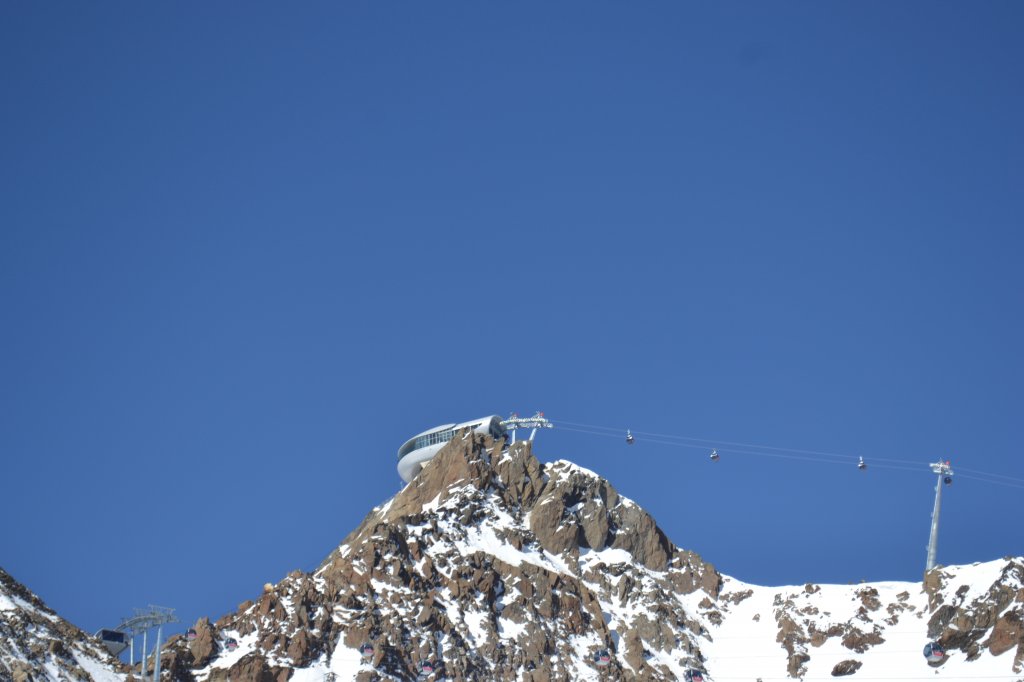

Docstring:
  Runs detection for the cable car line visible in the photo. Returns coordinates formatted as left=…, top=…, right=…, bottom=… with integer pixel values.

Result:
left=556, top=419, right=928, bottom=466
left=953, top=472, right=1024, bottom=490
left=560, top=424, right=869, bottom=467
left=553, top=417, right=1024, bottom=489
left=558, top=424, right=873, bottom=467
left=954, top=466, right=1024, bottom=484
left=560, top=424, right=902, bottom=470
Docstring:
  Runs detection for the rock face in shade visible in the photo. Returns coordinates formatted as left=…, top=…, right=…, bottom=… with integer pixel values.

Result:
left=0, top=567, right=125, bottom=682
left=141, top=432, right=1023, bottom=681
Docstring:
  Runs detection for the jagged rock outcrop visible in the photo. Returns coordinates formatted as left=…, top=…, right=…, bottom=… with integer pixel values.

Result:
left=150, top=432, right=1024, bottom=681
left=831, top=659, right=861, bottom=676
left=0, top=567, right=125, bottom=682
left=163, top=434, right=721, bottom=680
left=922, top=558, right=1024, bottom=671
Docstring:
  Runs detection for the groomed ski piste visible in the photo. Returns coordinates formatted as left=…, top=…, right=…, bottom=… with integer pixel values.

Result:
left=186, top=457, right=1023, bottom=682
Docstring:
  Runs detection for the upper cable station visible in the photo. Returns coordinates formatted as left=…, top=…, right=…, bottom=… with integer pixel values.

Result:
left=397, top=413, right=552, bottom=483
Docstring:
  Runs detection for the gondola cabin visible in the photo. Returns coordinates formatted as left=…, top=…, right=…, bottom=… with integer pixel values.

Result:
left=359, top=643, right=374, bottom=659
left=593, top=649, right=612, bottom=667
left=685, top=670, right=705, bottom=682
left=186, top=628, right=198, bottom=641
left=924, top=641, right=945, bottom=663
left=224, top=638, right=238, bottom=652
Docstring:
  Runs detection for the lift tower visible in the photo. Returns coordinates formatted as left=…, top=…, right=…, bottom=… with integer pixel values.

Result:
left=117, top=606, right=178, bottom=682
left=502, top=412, right=553, bottom=444
left=925, top=460, right=954, bottom=572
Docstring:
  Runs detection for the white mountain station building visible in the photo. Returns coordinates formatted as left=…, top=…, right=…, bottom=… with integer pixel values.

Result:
left=396, top=416, right=507, bottom=483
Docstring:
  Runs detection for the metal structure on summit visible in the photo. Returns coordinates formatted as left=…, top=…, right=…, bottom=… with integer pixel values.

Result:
left=925, top=459, right=955, bottom=572
left=114, top=605, right=178, bottom=682
left=502, top=411, right=553, bottom=444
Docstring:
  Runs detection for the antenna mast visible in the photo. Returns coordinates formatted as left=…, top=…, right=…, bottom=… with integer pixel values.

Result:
left=925, top=460, right=954, bottom=572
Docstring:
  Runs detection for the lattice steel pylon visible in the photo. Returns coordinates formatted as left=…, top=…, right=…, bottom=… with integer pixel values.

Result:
left=925, top=460, right=954, bottom=572
left=117, top=605, right=178, bottom=682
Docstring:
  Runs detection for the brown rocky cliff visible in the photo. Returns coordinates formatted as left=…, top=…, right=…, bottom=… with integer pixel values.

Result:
left=0, top=567, right=126, bottom=682
left=162, top=432, right=722, bottom=681
left=151, top=431, right=1023, bottom=681
left=922, top=559, right=1024, bottom=671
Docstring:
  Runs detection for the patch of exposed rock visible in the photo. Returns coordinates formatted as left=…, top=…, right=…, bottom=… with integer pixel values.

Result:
left=831, top=659, right=862, bottom=676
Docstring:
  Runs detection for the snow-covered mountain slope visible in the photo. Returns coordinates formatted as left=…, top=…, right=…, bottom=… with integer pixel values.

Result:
left=158, top=433, right=1024, bottom=681
left=0, top=566, right=125, bottom=682
left=705, top=559, right=1023, bottom=681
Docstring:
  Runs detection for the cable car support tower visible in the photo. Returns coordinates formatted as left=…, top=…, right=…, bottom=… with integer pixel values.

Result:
left=925, top=460, right=954, bottom=572
left=502, top=412, right=553, bottom=444
left=116, top=606, right=178, bottom=682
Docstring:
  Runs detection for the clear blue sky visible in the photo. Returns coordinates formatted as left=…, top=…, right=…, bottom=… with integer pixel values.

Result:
left=2, top=2, right=1022, bottom=641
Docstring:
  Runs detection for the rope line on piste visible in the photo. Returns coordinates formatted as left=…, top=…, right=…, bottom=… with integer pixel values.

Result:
left=552, top=418, right=1024, bottom=490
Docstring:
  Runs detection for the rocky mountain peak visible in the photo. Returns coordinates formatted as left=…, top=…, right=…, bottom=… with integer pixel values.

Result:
left=0, top=567, right=123, bottom=682
left=354, top=432, right=687, bottom=578
left=148, top=434, right=1024, bottom=681
left=160, top=432, right=722, bottom=680
left=5, top=432, right=1024, bottom=680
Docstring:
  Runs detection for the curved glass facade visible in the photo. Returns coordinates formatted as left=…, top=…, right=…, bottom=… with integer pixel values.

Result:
left=397, top=427, right=459, bottom=460
left=397, top=417, right=507, bottom=461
